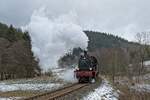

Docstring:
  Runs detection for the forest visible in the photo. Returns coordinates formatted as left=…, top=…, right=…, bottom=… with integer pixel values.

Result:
left=0, top=22, right=40, bottom=79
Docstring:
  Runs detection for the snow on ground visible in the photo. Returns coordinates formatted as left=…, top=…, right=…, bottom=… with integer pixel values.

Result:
left=0, top=98, right=11, bottom=100
left=0, top=68, right=77, bottom=93
left=83, top=80, right=119, bottom=100
left=0, top=78, right=64, bottom=92
left=0, top=82, right=63, bottom=92
left=130, top=84, right=150, bottom=93
left=0, top=97, right=21, bottom=100
left=144, top=60, right=150, bottom=66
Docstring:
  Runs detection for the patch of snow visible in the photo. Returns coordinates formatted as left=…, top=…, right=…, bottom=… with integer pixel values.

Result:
left=144, top=60, right=150, bottom=66
left=143, top=73, right=150, bottom=80
left=0, top=97, right=21, bottom=100
left=83, top=80, right=119, bottom=100
left=0, top=98, right=11, bottom=100
left=0, top=82, right=63, bottom=92
left=130, top=84, right=150, bottom=93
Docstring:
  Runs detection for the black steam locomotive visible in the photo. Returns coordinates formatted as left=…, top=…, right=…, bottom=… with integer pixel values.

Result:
left=74, top=51, right=99, bottom=83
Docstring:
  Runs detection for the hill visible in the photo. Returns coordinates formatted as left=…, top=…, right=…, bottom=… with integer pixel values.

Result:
left=0, top=22, right=40, bottom=80
left=84, top=31, right=137, bottom=51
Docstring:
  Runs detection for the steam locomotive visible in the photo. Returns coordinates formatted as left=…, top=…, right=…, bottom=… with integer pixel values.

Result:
left=74, top=51, right=99, bottom=83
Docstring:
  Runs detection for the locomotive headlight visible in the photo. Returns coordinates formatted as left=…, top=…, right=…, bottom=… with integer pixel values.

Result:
left=89, top=68, right=92, bottom=70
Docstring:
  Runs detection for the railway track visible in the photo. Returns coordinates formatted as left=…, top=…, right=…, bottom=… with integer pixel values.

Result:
left=22, top=83, right=87, bottom=100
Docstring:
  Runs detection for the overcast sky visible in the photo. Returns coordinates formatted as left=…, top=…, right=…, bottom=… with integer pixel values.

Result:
left=0, top=0, right=150, bottom=41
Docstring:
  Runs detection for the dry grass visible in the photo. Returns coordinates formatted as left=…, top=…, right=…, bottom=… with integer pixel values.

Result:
left=0, top=90, right=42, bottom=98
left=103, top=75, right=150, bottom=100
left=118, top=84, right=150, bottom=100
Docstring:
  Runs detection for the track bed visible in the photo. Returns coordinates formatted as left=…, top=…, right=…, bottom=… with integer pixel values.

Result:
left=23, top=83, right=87, bottom=100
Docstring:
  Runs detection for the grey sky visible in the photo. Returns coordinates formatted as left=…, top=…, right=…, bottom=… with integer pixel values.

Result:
left=0, top=0, right=150, bottom=41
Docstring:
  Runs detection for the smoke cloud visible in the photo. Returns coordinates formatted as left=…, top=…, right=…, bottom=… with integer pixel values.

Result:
left=58, top=68, right=77, bottom=83
left=24, top=8, right=88, bottom=72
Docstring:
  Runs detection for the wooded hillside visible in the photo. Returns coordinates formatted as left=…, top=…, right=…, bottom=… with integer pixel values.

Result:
left=0, top=22, right=40, bottom=80
left=84, top=31, right=137, bottom=51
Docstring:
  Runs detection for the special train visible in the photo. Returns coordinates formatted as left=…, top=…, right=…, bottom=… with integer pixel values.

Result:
left=74, top=51, right=99, bottom=83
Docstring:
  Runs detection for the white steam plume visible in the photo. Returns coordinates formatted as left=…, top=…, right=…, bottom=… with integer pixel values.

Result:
left=24, top=8, right=88, bottom=72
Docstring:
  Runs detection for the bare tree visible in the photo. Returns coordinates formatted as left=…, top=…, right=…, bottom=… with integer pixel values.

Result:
left=135, top=32, right=150, bottom=76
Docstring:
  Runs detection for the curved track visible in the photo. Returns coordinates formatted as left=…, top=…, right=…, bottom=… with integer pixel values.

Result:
left=22, top=83, right=87, bottom=100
